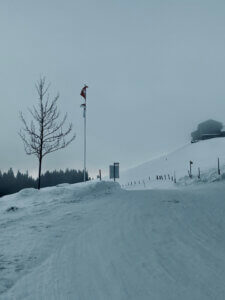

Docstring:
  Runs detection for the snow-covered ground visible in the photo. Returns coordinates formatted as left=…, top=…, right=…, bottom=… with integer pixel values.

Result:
left=1, top=180, right=225, bottom=299
left=119, top=138, right=225, bottom=189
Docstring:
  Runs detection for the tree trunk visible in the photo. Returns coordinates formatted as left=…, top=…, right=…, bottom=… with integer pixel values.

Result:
left=38, top=156, right=42, bottom=190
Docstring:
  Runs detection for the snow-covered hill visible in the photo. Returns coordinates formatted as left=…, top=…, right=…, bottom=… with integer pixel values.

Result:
left=1, top=180, right=225, bottom=299
left=120, top=138, right=225, bottom=188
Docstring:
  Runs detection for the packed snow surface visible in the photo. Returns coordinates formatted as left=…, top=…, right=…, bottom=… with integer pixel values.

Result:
left=1, top=180, right=225, bottom=299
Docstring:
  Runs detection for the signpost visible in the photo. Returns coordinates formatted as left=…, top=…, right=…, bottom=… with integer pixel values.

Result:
left=109, top=162, right=120, bottom=181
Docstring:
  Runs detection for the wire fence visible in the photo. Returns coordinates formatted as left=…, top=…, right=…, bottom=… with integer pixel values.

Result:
left=121, top=173, right=176, bottom=189
left=121, top=157, right=224, bottom=189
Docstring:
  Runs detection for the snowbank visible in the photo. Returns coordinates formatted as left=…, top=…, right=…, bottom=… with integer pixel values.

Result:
left=0, top=181, right=120, bottom=297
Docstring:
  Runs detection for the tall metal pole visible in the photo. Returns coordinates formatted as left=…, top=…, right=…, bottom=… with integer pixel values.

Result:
left=80, top=85, right=88, bottom=183
left=84, top=104, right=86, bottom=182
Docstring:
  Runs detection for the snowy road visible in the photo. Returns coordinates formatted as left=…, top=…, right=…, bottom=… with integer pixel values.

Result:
left=1, top=181, right=225, bottom=299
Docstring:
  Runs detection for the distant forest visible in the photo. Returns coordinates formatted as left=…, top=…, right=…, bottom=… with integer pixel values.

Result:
left=0, top=168, right=89, bottom=197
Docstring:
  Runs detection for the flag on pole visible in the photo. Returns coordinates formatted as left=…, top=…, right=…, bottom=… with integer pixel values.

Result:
left=80, top=85, right=88, bottom=100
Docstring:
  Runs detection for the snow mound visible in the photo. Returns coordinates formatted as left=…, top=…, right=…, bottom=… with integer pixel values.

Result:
left=0, top=180, right=120, bottom=297
left=1, top=180, right=120, bottom=209
left=178, top=165, right=225, bottom=186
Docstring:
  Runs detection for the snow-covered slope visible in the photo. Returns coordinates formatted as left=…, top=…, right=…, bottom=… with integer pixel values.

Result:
left=120, top=138, right=225, bottom=187
left=1, top=180, right=225, bottom=299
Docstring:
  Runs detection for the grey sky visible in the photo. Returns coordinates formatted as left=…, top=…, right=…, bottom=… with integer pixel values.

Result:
left=0, top=0, right=225, bottom=177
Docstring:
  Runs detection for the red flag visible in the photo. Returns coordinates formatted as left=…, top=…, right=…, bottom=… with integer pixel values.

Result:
left=80, top=85, right=88, bottom=100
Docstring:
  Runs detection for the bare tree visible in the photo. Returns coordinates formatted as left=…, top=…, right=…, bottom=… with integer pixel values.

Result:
left=19, top=77, right=75, bottom=189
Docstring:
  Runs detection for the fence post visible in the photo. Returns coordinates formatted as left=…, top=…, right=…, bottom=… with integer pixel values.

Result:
left=198, top=167, right=200, bottom=179
left=189, top=161, right=193, bottom=178
left=218, top=158, right=221, bottom=175
left=174, top=171, right=176, bottom=183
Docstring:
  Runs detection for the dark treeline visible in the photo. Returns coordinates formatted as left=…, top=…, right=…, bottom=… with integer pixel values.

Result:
left=0, top=168, right=89, bottom=197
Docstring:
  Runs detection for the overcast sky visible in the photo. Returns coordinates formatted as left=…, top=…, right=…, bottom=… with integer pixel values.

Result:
left=0, top=0, right=225, bottom=177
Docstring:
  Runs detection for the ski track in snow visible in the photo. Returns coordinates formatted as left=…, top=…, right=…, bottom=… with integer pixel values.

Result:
left=1, top=181, right=225, bottom=299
